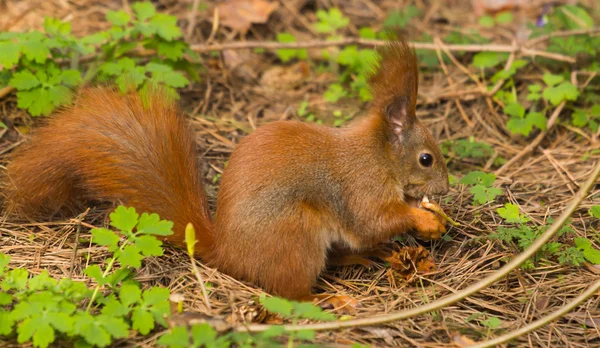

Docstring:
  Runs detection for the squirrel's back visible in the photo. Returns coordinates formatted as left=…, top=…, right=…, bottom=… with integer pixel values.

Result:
left=3, top=87, right=213, bottom=252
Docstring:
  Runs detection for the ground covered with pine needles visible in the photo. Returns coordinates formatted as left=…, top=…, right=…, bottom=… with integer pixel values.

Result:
left=1, top=0, right=599, bottom=347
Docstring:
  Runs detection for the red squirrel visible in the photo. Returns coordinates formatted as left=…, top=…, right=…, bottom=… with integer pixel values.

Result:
left=3, top=41, right=449, bottom=308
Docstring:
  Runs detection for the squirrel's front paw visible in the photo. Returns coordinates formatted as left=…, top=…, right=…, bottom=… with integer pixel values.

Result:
left=408, top=207, right=446, bottom=240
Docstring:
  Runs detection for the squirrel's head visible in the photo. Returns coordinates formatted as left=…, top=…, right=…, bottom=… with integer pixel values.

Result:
left=368, top=40, right=449, bottom=201
left=384, top=96, right=449, bottom=200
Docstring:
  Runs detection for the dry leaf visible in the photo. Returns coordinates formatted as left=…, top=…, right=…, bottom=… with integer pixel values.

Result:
left=451, top=331, right=477, bottom=347
left=385, top=245, right=436, bottom=282
left=217, top=0, right=278, bottom=33
left=564, top=313, right=600, bottom=327
left=534, top=295, right=550, bottom=311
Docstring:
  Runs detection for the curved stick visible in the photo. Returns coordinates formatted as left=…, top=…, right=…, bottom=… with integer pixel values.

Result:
left=469, top=279, right=600, bottom=348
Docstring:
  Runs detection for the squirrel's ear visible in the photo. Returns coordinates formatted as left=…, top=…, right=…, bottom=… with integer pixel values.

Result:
left=385, top=96, right=415, bottom=136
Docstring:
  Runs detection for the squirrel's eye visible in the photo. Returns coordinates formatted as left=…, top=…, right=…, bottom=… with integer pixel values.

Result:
left=419, top=153, right=433, bottom=167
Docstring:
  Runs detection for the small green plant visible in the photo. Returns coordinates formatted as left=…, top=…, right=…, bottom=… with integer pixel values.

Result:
left=314, top=8, right=349, bottom=39
left=0, top=206, right=173, bottom=348
left=441, top=137, right=495, bottom=163
left=497, top=203, right=530, bottom=224
left=157, top=294, right=337, bottom=347
left=478, top=11, right=514, bottom=27
left=324, top=83, right=348, bottom=103
left=383, top=5, right=421, bottom=29
left=1, top=2, right=195, bottom=116
left=297, top=101, right=323, bottom=125
left=490, top=206, right=600, bottom=269
left=459, top=171, right=503, bottom=205
left=275, top=33, right=308, bottom=63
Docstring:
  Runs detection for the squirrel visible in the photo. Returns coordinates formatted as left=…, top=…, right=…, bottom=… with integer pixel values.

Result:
left=2, top=40, right=449, bottom=309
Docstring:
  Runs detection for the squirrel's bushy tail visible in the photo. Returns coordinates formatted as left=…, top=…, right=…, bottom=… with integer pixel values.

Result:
left=2, top=86, right=214, bottom=253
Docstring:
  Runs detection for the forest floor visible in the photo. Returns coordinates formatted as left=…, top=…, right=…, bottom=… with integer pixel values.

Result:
left=1, top=0, right=600, bottom=347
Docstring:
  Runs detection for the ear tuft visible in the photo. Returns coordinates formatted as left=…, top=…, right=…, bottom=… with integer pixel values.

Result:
left=368, top=39, right=419, bottom=137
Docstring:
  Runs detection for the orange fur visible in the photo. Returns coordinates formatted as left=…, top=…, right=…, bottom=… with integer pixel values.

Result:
left=2, top=40, right=449, bottom=302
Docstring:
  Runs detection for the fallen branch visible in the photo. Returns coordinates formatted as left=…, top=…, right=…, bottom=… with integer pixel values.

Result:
left=190, top=38, right=576, bottom=63
left=469, top=279, right=600, bottom=348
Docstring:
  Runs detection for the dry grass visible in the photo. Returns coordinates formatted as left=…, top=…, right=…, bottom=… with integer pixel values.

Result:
left=1, top=0, right=600, bottom=347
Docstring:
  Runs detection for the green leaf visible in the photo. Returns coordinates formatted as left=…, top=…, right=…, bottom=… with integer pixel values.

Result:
left=190, top=324, right=217, bottom=346
left=0, top=293, right=12, bottom=306
left=472, top=52, right=508, bottom=69
left=84, top=265, right=106, bottom=285
left=314, top=8, right=349, bottom=34
left=0, top=41, right=21, bottom=68
left=134, top=235, right=163, bottom=257
left=10, top=71, right=40, bottom=90
left=572, top=109, right=589, bottom=127
left=117, top=245, right=144, bottom=268
left=21, top=40, right=49, bottom=64
left=73, top=313, right=112, bottom=347
left=559, top=5, right=594, bottom=29
left=142, top=287, right=170, bottom=306
left=157, top=40, right=186, bottom=60
left=16, top=88, right=53, bottom=116
left=120, top=283, right=142, bottom=307
left=470, top=185, right=502, bottom=205
left=101, top=316, right=130, bottom=339
left=133, top=2, right=156, bottom=22
left=543, top=82, right=579, bottom=105
left=91, top=228, right=120, bottom=250
left=137, top=213, right=174, bottom=236
left=149, top=14, right=182, bottom=41
left=324, top=83, right=348, bottom=103
left=33, top=322, right=55, bottom=348
left=99, top=62, right=122, bottom=76
left=574, top=238, right=600, bottom=264
left=107, top=10, right=131, bottom=26
left=48, top=312, right=75, bottom=333
left=589, top=206, right=600, bottom=219
left=259, top=325, right=286, bottom=339
left=293, top=302, right=336, bottom=321
left=132, top=307, right=154, bottom=335
left=542, top=73, right=564, bottom=87
left=101, top=297, right=130, bottom=317
left=358, top=27, right=376, bottom=39
left=276, top=32, right=303, bottom=62
left=504, top=102, right=525, bottom=118
left=28, top=270, right=58, bottom=290
left=2, top=268, right=29, bottom=291
left=110, top=206, right=139, bottom=234
left=481, top=316, right=502, bottom=329
left=497, top=203, right=530, bottom=223
left=296, top=329, right=316, bottom=340
left=495, top=11, right=514, bottom=24
left=0, top=310, right=15, bottom=335
left=58, top=70, right=81, bottom=86
left=459, top=171, right=496, bottom=187
left=0, top=254, right=10, bottom=273
left=157, top=326, right=190, bottom=347
left=478, top=15, right=495, bottom=27
left=260, top=294, right=293, bottom=317
left=526, top=111, right=547, bottom=131
left=383, top=5, right=421, bottom=28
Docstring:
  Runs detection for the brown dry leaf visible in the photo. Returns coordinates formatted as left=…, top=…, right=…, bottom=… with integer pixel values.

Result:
left=585, top=262, right=600, bottom=274
left=217, top=0, right=278, bottom=33
left=564, top=313, right=600, bottom=327
left=534, top=295, right=550, bottom=311
left=451, top=331, right=477, bottom=347
left=385, top=245, right=436, bottom=282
